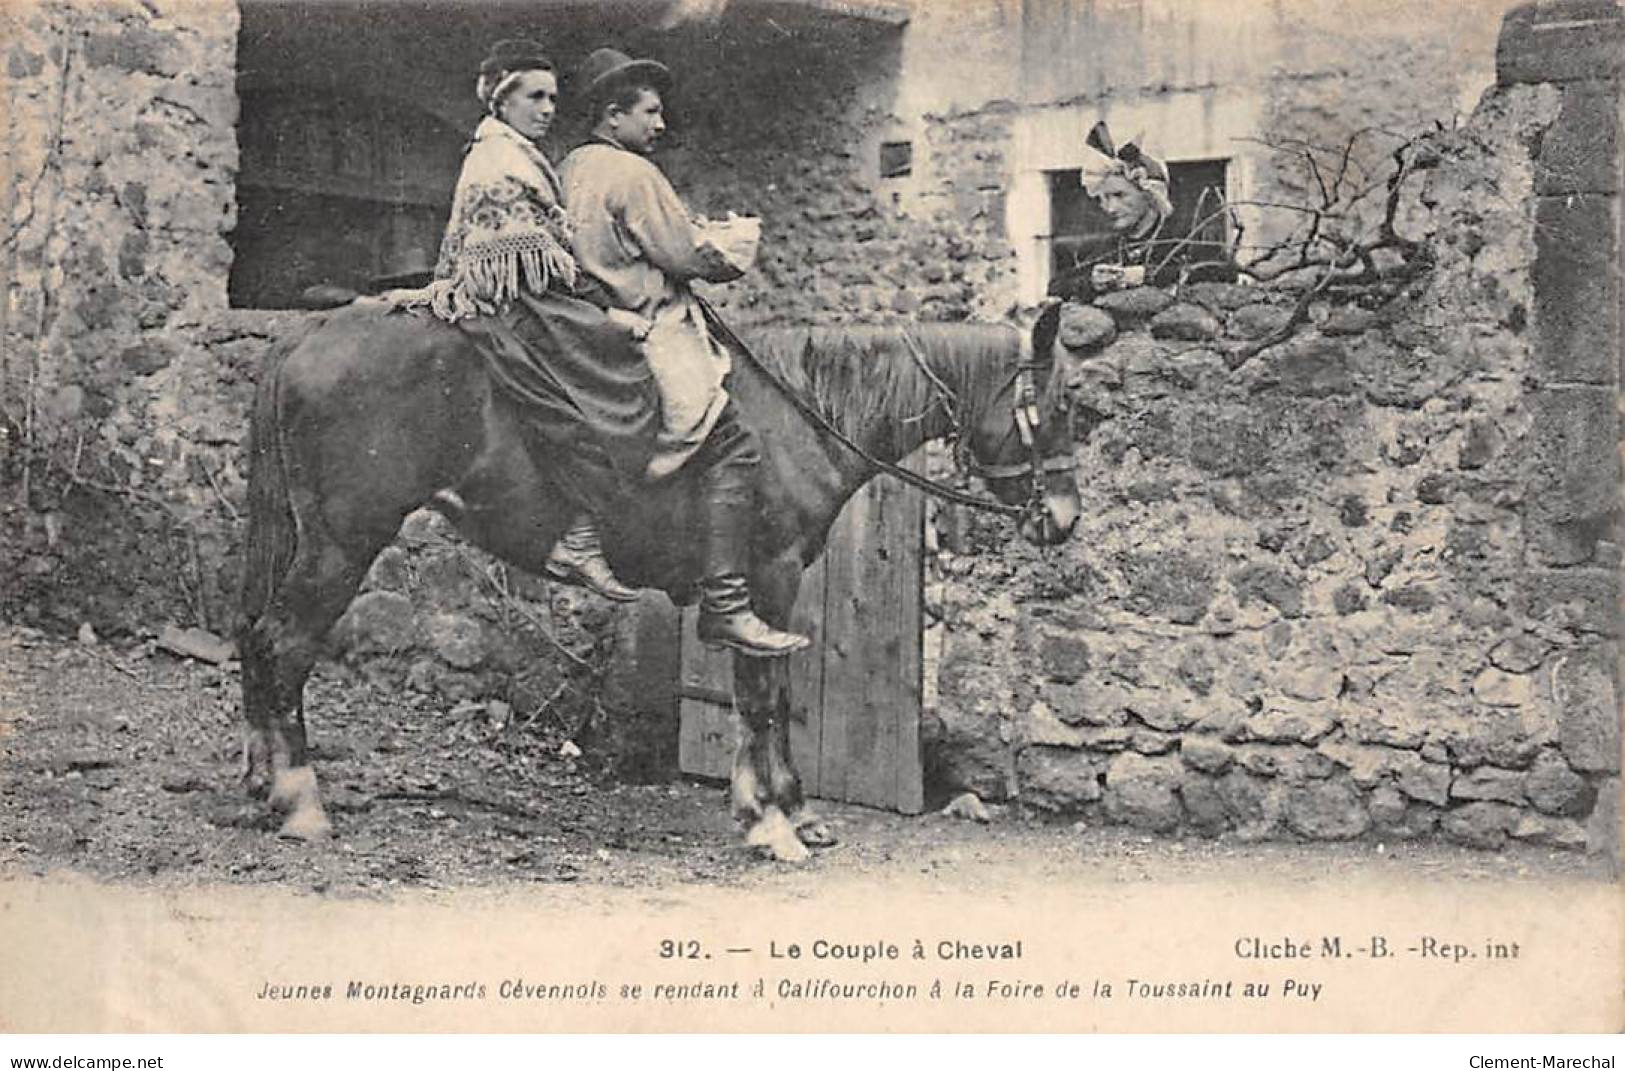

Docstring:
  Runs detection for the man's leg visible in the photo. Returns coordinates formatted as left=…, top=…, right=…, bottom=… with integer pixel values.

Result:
left=694, top=403, right=810, bottom=657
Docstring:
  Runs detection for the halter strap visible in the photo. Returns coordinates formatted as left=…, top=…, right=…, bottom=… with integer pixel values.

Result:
left=696, top=299, right=1033, bottom=517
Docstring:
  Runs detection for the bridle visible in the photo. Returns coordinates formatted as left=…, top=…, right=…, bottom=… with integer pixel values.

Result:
left=960, top=358, right=1078, bottom=490
left=700, top=298, right=1072, bottom=521
left=901, top=333, right=1076, bottom=521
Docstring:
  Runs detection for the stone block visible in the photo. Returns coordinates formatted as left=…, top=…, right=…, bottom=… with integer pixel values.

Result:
left=1457, top=419, right=1499, bottom=471
left=1527, top=387, right=1619, bottom=565
left=120, top=340, right=176, bottom=377
left=331, top=590, right=416, bottom=656
left=1176, top=645, right=1215, bottom=696
left=1125, top=690, right=1199, bottom=732
left=1521, top=567, right=1619, bottom=635
left=1439, top=708, right=1550, bottom=770
left=1078, top=726, right=1134, bottom=752
left=1525, top=750, right=1597, bottom=816
left=1489, top=634, right=1551, bottom=674
left=930, top=708, right=1015, bottom=802
left=1180, top=735, right=1235, bottom=774
left=1551, top=646, right=1621, bottom=773
left=362, top=545, right=411, bottom=593
left=1509, top=813, right=1589, bottom=849
left=1285, top=780, right=1370, bottom=840
left=1230, top=562, right=1304, bottom=619
left=1178, top=774, right=1231, bottom=834
left=1533, top=196, right=1619, bottom=386
left=1240, top=702, right=1336, bottom=745
left=1119, top=550, right=1215, bottom=625
left=1369, top=784, right=1408, bottom=826
left=1104, top=753, right=1184, bottom=831
left=1042, top=681, right=1130, bottom=728
left=1497, top=1, right=1624, bottom=85
left=83, top=23, right=185, bottom=77
left=1322, top=307, right=1385, bottom=337
left=424, top=612, right=486, bottom=669
left=1094, top=286, right=1173, bottom=324
left=1130, top=728, right=1178, bottom=755
left=1397, top=758, right=1453, bottom=807
left=1255, top=335, right=1354, bottom=398
left=1536, top=82, right=1621, bottom=195
left=1055, top=304, right=1116, bottom=351
left=1227, top=303, right=1292, bottom=341
left=1472, top=668, right=1534, bottom=707
left=1442, top=802, right=1520, bottom=850
left=1016, top=745, right=1102, bottom=811
left=1183, top=282, right=1258, bottom=311
left=1149, top=302, right=1221, bottom=341
left=1333, top=583, right=1368, bottom=615
left=1237, top=743, right=1338, bottom=781
left=1586, top=776, right=1620, bottom=857
left=1019, top=701, right=1089, bottom=749
left=1037, top=632, right=1091, bottom=683
left=1280, top=665, right=1342, bottom=703
left=1450, top=766, right=1527, bottom=804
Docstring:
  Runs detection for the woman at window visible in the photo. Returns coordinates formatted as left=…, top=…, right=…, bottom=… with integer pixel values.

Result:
left=1049, top=121, right=1236, bottom=303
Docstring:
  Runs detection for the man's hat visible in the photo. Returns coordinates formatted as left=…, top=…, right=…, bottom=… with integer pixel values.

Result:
left=575, top=47, right=672, bottom=104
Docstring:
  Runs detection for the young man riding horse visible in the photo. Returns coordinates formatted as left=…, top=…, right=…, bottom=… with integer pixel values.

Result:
left=428, top=40, right=806, bottom=657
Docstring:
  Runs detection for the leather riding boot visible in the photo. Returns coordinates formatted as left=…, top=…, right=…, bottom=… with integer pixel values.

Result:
left=695, top=426, right=810, bottom=657
left=545, top=514, right=640, bottom=602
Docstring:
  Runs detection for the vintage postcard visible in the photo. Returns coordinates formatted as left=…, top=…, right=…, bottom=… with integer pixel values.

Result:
left=1, top=0, right=1621, bottom=1035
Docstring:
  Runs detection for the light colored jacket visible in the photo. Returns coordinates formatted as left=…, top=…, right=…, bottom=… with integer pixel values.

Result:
left=560, top=140, right=743, bottom=477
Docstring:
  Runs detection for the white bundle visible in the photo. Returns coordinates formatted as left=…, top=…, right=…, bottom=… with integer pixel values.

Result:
left=694, top=213, right=762, bottom=275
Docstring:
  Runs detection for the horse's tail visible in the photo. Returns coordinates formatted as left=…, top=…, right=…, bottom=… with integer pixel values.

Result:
left=240, top=318, right=318, bottom=630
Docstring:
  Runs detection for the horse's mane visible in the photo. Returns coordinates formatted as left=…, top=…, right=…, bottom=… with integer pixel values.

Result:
left=743, top=323, right=1023, bottom=454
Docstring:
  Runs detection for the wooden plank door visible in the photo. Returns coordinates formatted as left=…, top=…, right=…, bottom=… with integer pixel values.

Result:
left=677, top=465, right=925, bottom=814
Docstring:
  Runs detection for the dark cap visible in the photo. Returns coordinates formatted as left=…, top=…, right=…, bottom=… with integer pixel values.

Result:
left=479, top=38, right=552, bottom=80
left=575, top=46, right=671, bottom=105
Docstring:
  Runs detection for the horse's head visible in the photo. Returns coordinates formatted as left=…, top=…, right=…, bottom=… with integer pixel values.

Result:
left=961, top=302, right=1082, bottom=546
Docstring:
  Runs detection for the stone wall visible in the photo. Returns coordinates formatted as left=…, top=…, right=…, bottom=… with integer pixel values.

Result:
left=921, top=9, right=1623, bottom=851
left=639, top=17, right=1016, bottom=328
left=0, top=1, right=623, bottom=742
left=2, top=0, right=254, bottom=632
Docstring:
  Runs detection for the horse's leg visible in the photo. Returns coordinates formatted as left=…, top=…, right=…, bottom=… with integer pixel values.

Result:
left=241, top=534, right=371, bottom=840
left=731, top=553, right=819, bottom=862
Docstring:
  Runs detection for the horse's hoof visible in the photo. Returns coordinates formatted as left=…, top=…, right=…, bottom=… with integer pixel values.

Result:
left=940, top=791, right=991, bottom=823
left=278, top=808, right=334, bottom=842
left=792, top=813, right=839, bottom=848
left=268, top=766, right=320, bottom=812
left=745, top=808, right=811, bottom=863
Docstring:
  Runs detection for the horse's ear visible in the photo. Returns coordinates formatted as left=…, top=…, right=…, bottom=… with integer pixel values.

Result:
left=1030, top=299, right=1063, bottom=366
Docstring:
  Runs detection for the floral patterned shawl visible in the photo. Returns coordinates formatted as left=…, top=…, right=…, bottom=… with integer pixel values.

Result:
left=429, top=116, right=579, bottom=322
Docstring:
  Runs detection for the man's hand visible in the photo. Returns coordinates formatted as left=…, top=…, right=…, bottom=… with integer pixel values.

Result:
left=605, top=308, right=654, bottom=341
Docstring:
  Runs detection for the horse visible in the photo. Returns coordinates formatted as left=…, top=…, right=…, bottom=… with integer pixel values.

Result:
left=239, top=299, right=1083, bottom=862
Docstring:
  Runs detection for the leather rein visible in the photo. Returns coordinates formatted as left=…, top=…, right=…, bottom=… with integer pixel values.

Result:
left=698, top=300, right=1072, bottom=519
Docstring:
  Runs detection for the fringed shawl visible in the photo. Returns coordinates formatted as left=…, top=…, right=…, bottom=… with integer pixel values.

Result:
left=429, top=117, right=579, bottom=322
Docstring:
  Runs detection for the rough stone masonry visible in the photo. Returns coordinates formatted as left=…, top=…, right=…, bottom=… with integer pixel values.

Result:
left=923, top=3, right=1623, bottom=852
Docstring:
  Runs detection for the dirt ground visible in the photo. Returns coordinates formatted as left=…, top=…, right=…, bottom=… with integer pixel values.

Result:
left=1, top=622, right=1616, bottom=897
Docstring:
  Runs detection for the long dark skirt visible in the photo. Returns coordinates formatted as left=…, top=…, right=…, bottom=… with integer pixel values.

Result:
left=457, top=290, right=660, bottom=491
